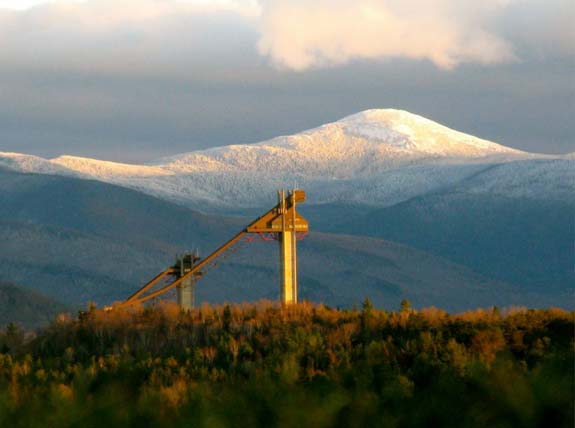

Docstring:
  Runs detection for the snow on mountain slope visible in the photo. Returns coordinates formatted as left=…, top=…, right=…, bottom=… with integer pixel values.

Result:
left=0, top=109, right=571, bottom=208
left=153, top=109, right=524, bottom=178
left=52, top=156, right=173, bottom=179
left=459, top=158, right=574, bottom=201
left=0, top=152, right=78, bottom=177
left=337, top=110, right=519, bottom=155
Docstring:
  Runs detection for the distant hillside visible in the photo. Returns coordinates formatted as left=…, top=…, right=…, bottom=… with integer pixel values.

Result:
left=0, top=281, right=70, bottom=329
left=1, top=110, right=571, bottom=313
left=0, top=170, right=529, bottom=312
left=336, top=192, right=574, bottom=300
left=0, top=168, right=239, bottom=248
left=0, top=168, right=239, bottom=304
left=199, top=232, right=527, bottom=311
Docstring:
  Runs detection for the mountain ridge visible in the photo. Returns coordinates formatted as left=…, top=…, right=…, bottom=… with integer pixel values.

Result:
left=0, top=109, right=571, bottom=209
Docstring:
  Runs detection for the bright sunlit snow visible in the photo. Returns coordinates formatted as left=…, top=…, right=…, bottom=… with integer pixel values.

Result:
left=0, top=109, right=571, bottom=208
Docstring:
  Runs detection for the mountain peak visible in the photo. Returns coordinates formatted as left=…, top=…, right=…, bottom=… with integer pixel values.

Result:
left=331, top=108, right=521, bottom=155
left=338, top=108, right=428, bottom=123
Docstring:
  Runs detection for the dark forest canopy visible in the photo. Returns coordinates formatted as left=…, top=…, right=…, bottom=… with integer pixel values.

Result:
left=1, top=301, right=573, bottom=428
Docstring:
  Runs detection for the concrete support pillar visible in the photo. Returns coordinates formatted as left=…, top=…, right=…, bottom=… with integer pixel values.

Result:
left=278, top=190, right=298, bottom=306
left=177, top=277, right=195, bottom=310
left=279, top=230, right=297, bottom=305
left=177, top=253, right=197, bottom=310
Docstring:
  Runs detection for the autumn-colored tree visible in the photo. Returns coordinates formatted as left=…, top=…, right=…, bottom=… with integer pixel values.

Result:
left=0, top=302, right=572, bottom=428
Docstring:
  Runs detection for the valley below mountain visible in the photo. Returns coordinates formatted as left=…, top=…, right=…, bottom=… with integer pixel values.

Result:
left=0, top=169, right=534, bottom=312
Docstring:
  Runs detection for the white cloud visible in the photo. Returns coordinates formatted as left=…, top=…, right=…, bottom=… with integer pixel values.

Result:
left=0, top=0, right=260, bottom=75
left=498, top=0, right=575, bottom=59
left=0, top=0, right=258, bottom=12
left=0, top=0, right=571, bottom=74
left=257, top=0, right=519, bottom=70
left=0, top=0, right=56, bottom=10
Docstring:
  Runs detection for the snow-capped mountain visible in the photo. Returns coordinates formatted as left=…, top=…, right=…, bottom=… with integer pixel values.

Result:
left=150, top=109, right=523, bottom=175
left=0, top=109, right=572, bottom=208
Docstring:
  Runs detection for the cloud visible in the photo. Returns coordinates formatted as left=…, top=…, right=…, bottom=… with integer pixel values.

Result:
left=0, top=1, right=573, bottom=160
left=0, top=0, right=572, bottom=75
left=0, top=0, right=260, bottom=75
left=256, top=0, right=519, bottom=70
left=497, top=0, right=575, bottom=60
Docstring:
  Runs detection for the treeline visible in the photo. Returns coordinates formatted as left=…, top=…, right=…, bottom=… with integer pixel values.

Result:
left=0, top=301, right=573, bottom=428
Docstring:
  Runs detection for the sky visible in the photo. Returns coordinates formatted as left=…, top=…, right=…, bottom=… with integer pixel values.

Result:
left=0, top=0, right=573, bottom=162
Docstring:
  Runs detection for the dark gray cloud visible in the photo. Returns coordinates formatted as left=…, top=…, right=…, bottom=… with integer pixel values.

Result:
left=0, top=0, right=573, bottom=161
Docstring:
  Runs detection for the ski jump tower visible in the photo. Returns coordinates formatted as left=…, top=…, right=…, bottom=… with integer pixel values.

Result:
left=251, top=189, right=305, bottom=305
left=277, top=190, right=299, bottom=304
left=118, top=189, right=309, bottom=308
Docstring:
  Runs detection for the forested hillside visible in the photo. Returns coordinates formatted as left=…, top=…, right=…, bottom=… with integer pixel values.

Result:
left=0, top=169, right=525, bottom=311
left=0, top=302, right=572, bottom=427
left=336, top=192, right=574, bottom=297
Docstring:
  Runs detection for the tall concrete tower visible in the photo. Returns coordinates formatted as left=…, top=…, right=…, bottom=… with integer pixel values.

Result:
left=176, top=276, right=195, bottom=310
left=176, top=252, right=199, bottom=310
left=277, top=190, right=298, bottom=305
left=246, top=189, right=308, bottom=305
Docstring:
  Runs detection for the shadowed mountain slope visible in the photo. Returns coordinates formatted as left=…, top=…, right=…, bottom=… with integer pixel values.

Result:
left=0, top=281, right=70, bottom=329
left=336, top=192, right=574, bottom=301
left=0, top=170, right=530, bottom=312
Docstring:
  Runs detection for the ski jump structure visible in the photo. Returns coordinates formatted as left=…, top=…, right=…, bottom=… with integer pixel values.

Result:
left=116, top=189, right=309, bottom=308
